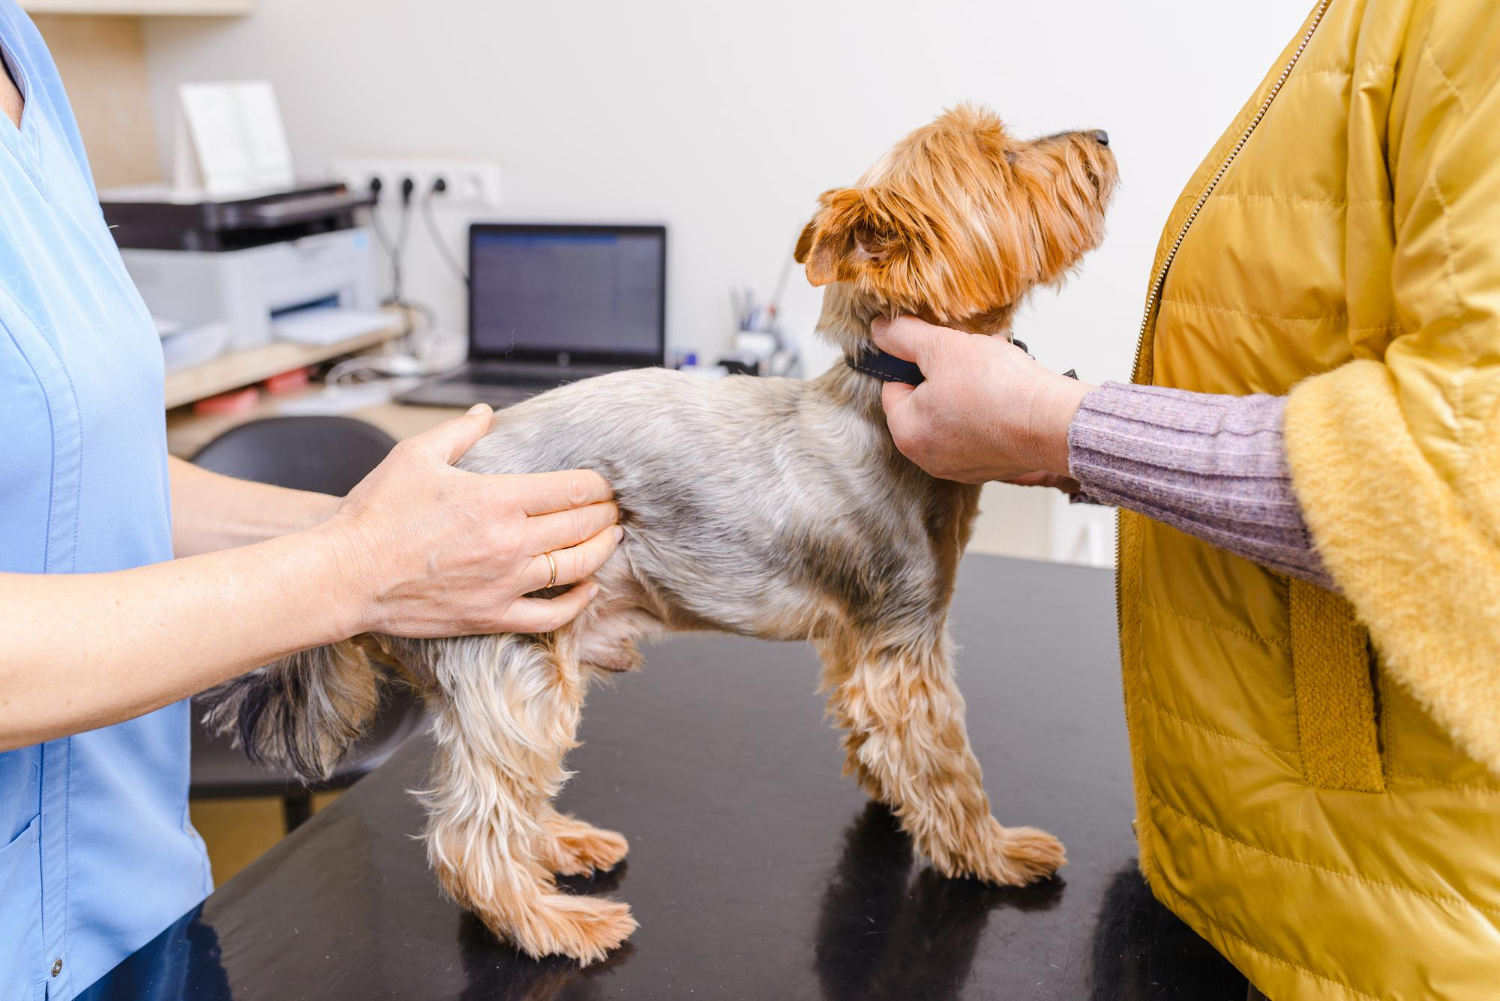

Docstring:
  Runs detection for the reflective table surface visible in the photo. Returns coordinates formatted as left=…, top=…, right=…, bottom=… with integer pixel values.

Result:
left=82, top=556, right=1248, bottom=999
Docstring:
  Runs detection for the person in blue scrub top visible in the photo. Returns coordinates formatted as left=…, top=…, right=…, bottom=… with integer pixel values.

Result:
left=0, top=5, right=624, bottom=997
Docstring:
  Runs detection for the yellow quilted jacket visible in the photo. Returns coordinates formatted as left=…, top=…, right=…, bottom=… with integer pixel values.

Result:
left=1120, top=0, right=1500, bottom=997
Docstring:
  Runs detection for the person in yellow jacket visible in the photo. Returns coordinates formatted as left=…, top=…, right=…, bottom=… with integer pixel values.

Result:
left=870, top=0, right=1500, bottom=998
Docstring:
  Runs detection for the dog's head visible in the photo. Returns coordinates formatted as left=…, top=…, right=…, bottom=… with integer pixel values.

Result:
left=797, top=103, right=1116, bottom=345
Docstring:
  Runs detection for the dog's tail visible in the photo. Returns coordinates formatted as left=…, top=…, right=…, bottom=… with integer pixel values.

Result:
left=200, top=639, right=383, bottom=782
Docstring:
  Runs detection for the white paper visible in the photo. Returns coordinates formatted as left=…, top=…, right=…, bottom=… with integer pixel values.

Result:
left=272, top=308, right=390, bottom=346
left=176, top=81, right=295, bottom=196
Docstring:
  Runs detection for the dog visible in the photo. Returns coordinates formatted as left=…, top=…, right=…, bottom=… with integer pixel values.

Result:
left=205, top=103, right=1117, bottom=965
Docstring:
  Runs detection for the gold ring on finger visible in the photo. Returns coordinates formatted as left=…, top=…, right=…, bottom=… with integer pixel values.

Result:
left=544, top=551, right=558, bottom=589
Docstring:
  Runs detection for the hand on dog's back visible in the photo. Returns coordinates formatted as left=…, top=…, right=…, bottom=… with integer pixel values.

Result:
left=311, top=403, right=621, bottom=638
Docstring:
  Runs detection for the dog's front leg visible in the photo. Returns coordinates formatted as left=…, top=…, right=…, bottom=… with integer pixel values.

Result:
left=817, top=632, right=1065, bottom=886
left=535, top=805, right=630, bottom=877
left=421, top=634, right=636, bottom=965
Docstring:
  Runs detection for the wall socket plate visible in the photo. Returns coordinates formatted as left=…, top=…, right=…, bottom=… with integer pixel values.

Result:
left=330, top=157, right=502, bottom=207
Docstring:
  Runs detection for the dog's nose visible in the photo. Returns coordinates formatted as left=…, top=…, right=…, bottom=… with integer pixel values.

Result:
left=1092, top=129, right=1110, bottom=147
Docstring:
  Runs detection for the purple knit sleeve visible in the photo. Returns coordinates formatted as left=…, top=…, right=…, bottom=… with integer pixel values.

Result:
left=1066, top=382, right=1334, bottom=589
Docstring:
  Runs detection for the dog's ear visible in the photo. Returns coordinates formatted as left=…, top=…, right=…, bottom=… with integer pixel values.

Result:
left=797, top=187, right=905, bottom=288
left=794, top=219, right=818, bottom=267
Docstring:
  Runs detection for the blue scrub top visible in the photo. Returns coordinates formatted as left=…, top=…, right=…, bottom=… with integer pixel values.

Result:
left=0, top=4, right=213, bottom=998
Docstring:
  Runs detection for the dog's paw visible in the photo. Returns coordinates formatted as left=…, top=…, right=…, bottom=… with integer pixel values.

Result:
left=511, top=895, right=637, bottom=967
left=540, top=816, right=630, bottom=876
left=559, top=826, right=630, bottom=875
left=941, top=820, right=1066, bottom=886
left=985, top=824, right=1066, bottom=885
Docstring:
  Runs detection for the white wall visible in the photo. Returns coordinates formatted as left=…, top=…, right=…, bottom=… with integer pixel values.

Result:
left=141, top=0, right=1311, bottom=562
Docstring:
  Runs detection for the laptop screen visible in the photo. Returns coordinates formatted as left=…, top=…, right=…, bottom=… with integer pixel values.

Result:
left=469, top=225, right=666, bottom=364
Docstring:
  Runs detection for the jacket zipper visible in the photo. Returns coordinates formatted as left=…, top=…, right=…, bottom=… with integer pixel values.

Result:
left=1115, top=0, right=1333, bottom=622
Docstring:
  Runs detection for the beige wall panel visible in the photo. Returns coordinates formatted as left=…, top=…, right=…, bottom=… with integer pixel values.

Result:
left=29, top=14, right=158, bottom=188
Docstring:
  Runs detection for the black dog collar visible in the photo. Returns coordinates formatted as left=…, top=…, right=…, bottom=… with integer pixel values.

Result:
left=846, top=338, right=1054, bottom=387
left=846, top=348, right=926, bottom=386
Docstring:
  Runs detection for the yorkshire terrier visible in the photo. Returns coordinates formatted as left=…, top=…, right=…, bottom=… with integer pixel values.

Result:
left=206, top=104, right=1117, bottom=964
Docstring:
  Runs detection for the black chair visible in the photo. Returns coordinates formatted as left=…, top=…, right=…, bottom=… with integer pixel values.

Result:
left=189, top=416, right=427, bottom=830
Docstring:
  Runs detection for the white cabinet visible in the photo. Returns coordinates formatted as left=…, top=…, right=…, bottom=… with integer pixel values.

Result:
left=20, top=0, right=252, bottom=14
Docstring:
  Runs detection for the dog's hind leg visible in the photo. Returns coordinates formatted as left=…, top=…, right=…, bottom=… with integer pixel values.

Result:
left=818, top=631, right=1065, bottom=887
left=421, top=633, right=636, bottom=965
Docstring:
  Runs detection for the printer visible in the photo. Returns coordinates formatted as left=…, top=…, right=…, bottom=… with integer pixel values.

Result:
left=102, top=183, right=385, bottom=363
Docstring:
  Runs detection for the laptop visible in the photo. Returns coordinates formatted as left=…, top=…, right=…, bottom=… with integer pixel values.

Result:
left=399, top=223, right=666, bottom=408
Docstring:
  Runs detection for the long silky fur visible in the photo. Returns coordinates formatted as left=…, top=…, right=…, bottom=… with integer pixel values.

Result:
left=198, top=103, right=1117, bottom=964
left=201, top=640, right=381, bottom=781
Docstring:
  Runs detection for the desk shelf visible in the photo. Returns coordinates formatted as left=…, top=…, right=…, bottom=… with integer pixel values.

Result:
left=166, top=383, right=458, bottom=458
left=163, top=326, right=404, bottom=410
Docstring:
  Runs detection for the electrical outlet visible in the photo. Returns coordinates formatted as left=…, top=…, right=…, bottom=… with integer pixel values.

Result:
left=331, top=157, right=502, bottom=207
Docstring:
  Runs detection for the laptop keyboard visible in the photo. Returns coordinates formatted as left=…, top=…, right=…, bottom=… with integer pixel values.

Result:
left=443, top=369, right=571, bottom=388
left=397, top=363, right=625, bottom=409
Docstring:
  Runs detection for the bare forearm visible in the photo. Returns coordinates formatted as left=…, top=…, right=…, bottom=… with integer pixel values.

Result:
left=169, top=456, right=340, bottom=556
left=0, top=528, right=358, bottom=750
left=2, top=408, right=622, bottom=752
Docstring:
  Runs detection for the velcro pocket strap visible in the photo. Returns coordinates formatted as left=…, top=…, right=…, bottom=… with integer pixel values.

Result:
left=1290, top=579, right=1385, bottom=792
